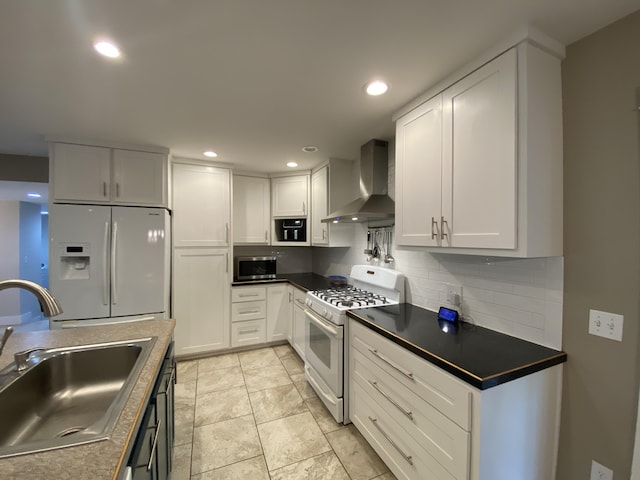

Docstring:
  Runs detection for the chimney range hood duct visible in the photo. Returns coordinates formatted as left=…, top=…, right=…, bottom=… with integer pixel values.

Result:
left=322, top=139, right=394, bottom=224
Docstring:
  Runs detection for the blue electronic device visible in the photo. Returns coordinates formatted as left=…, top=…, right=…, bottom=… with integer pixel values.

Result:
left=438, top=306, right=459, bottom=323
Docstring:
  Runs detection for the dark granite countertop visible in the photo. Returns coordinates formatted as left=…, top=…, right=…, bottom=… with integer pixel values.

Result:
left=232, top=272, right=333, bottom=292
left=347, top=303, right=566, bottom=390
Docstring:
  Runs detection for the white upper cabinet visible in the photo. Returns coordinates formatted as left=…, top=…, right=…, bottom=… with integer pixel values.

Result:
left=50, top=142, right=168, bottom=207
left=112, top=149, right=167, bottom=206
left=233, top=175, right=270, bottom=244
left=172, top=162, right=231, bottom=248
left=395, top=40, right=563, bottom=257
left=395, top=95, right=443, bottom=247
left=441, top=49, right=517, bottom=249
left=271, top=174, right=309, bottom=217
left=311, top=159, right=354, bottom=247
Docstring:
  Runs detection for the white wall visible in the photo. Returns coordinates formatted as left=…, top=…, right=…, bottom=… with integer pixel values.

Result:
left=19, top=201, right=42, bottom=322
left=0, top=201, right=20, bottom=320
left=312, top=140, right=564, bottom=349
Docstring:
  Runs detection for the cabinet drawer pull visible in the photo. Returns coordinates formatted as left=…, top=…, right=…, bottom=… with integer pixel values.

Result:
left=238, top=309, right=261, bottom=315
left=239, top=327, right=259, bottom=334
left=295, top=298, right=305, bottom=305
left=368, top=416, right=413, bottom=466
left=369, top=348, right=414, bottom=380
left=431, top=217, right=438, bottom=240
left=239, top=293, right=259, bottom=298
left=369, top=380, right=413, bottom=419
left=147, top=418, right=162, bottom=471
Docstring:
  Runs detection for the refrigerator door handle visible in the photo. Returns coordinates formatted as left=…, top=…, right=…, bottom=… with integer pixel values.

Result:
left=111, top=221, right=118, bottom=305
left=103, top=221, right=110, bottom=306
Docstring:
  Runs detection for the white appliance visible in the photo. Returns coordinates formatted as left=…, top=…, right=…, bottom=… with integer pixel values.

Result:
left=48, top=204, right=170, bottom=328
left=304, top=265, right=404, bottom=423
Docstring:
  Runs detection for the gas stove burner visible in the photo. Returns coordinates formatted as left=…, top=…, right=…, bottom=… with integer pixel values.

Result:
left=312, top=286, right=391, bottom=309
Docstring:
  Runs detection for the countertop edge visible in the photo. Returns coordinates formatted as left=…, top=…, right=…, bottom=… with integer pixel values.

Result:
left=347, top=310, right=567, bottom=390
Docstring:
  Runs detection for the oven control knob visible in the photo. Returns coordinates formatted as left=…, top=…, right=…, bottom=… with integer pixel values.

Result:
left=325, top=311, right=333, bottom=321
left=305, top=298, right=312, bottom=307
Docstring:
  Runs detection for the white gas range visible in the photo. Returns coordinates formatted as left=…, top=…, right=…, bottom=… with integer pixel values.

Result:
left=303, top=265, right=405, bottom=423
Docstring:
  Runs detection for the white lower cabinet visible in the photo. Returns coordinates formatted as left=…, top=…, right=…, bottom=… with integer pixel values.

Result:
left=231, top=286, right=267, bottom=348
left=173, top=248, right=230, bottom=356
left=266, top=284, right=290, bottom=342
left=290, top=286, right=307, bottom=360
left=349, top=319, right=562, bottom=480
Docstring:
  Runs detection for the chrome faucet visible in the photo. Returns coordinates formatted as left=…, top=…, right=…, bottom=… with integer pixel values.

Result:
left=0, top=279, right=63, bottom=318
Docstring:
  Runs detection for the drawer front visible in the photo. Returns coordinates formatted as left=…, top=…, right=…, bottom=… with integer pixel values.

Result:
left=232, top=319, right=266, bottom=347
left=293, top=286, right=307, bottom=307
left=353, top=348, right=470, bottom=480
left=350, top=319, right=472, bottom=430
left=351, top=380, right=457, bottom=480
left=232, top=286, right=266, bottom=302
left=232, top=300, right=266, bottom=322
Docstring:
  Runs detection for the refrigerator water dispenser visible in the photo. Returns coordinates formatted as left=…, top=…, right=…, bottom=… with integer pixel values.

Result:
left=58, top=244, right=91, bottom=280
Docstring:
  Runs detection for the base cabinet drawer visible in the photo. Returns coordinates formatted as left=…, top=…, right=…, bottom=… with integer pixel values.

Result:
left=351, top=381, right=457, bottom=480
left=232, top=319, right=266, bottom=347
left=352, top=349, right=470, bottom=480
left=232, top=300, right=266, bottom=322
left=351, top=319, right=472, bottom=430
left=232, top=286, right=266, bottom=302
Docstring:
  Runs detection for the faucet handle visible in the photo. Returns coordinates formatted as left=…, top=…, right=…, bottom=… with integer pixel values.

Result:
left=0, top=327, right=13, bottom=356
left=14, top=347, right=46, bottom=372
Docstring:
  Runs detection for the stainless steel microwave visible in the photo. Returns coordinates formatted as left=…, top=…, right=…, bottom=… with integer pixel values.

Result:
left=234, top=256, right=277, bottom=281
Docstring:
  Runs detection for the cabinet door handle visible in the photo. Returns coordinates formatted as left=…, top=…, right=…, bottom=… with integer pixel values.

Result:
left=440, top=216, right=449, bottom=240
left=225, top=253, right=229, bottom=273
left=302, top=202, right=306, bottom=214
left=369, top=381, right=413, bottom=419
left=265, top=230, right=268, bottom=241
left=147, top=418, right=162, bottom=471
left=322, top=228, right=326, bottom=240
left=103, top=181, right=108, bottom=198
left=369, top=348, right=414, bottom=380
left=116, top=182, right=120, bottom=198
left=431, top=217, right=438, bottom=240
left=368, top=416, right=413, bottom=466
left=288, top=291, right=293, bottom=302
left=226, top=223, right=230, bottom=244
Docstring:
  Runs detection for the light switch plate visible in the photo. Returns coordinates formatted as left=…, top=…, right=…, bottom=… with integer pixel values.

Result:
left=589, top=309, right=623, bottom=342
left=590, top=460, right=613, bottom=480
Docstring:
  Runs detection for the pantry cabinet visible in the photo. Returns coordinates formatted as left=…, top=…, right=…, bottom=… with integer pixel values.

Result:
left=50, top=142, right=168, bottom=207
left=311, top=159, right=354, bottom=247
left=172, top=163, right=230, bottom=248
left=266, top=284, right=290, bottom=342
left=395, top=41, right=562, bottom=257
left=233, top=175, right=270, bottom=244
left=172, top=161, right=231, bottom=356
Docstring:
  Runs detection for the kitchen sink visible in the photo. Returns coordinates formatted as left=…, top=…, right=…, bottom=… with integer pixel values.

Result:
left=0, top=337, right=156, bottom=458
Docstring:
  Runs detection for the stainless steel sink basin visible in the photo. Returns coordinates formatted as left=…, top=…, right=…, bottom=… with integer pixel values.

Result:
left=0, top=337, right=156, bottom=458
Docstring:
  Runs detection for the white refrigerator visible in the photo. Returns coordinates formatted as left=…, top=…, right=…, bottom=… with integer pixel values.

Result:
left=48, top=204, right=170, bottom=328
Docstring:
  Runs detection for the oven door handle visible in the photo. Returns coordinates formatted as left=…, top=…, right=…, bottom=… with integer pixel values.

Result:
left=305, top=308, right=342, bottom=339
left=305, top=368, right=338, bottom=406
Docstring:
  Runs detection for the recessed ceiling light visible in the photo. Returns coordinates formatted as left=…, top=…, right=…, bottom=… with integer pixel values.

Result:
left=94, top=41, right=121, bottom=58
left=302, top=145, right=318, bottom=153
left=27, top=192, right=41, bottom=198
left=351, top=217, right=359, bottom=221
left=365, top=80, right=389, bottom=96
left=286, top=162, right=298, bottom=168
left=203, top=151, right=218, bottom=158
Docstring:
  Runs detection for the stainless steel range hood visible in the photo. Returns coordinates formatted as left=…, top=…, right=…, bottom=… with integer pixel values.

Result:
left=322, top=139, right=394, bottom=224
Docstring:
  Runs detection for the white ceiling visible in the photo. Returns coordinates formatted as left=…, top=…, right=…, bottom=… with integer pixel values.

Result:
left=1, top=1, right=639, bottom=173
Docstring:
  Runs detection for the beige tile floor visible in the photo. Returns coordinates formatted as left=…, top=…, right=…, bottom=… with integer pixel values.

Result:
left=173, top=344, right=397, bottom=480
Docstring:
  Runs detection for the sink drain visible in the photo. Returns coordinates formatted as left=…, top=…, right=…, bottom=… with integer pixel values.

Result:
left=57, top=427, right=85, bottom=438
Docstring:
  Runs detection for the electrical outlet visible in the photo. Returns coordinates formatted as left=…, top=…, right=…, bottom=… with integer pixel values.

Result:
left=445, top=284, right=462, bottom=307
left=589, top=309, right=623, bottom=342
left=590, top=460, right=613, bottom=480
